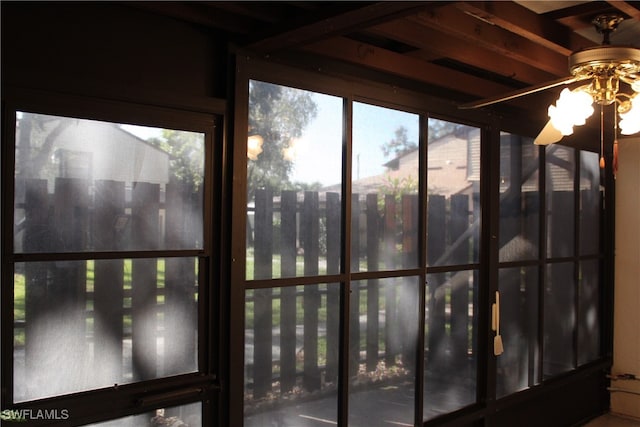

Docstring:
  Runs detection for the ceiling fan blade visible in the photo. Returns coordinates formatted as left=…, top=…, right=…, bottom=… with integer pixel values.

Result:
left=458, top=75, right=584, bottom=109
left=534, top=120, right=563, bottom=145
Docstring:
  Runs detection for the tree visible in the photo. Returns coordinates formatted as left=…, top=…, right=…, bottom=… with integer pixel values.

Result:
left=381, top=125, right=417, bottom=158
left=247, top=80, right=318, bottom=201
left=428, top=119, right=468, bottom=141
left=148, top=129, right=204, bottom=191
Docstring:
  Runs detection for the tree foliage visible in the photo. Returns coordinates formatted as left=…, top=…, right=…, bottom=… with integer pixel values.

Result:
left=428, top=119, right=468, bottom=141
left=381, top=125, right=417, bottom=158
left=248, top=81, right=318, bottom=200
left=148, top=130, right=204, bottom=191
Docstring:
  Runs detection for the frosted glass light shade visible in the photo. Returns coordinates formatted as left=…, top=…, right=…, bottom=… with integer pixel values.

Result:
left=619, top=95, right=640, bottom=135
left=548, top=88, right=594, bottom=136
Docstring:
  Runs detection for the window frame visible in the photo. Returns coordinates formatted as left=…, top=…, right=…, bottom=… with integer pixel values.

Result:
left=1, top=88, right=221, bottom=426
left=230, top=54, right=610, bottom=427
left=231, top=54, right=492, bottom=427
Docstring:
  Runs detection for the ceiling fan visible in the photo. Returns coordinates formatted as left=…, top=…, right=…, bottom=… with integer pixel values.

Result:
left=459, top=14, right=640, bottom=173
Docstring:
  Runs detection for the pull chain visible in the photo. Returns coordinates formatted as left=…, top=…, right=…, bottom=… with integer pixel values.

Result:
left=600, top=102, right=606, bottom=169
left=614, top=101, right=619, bottom=178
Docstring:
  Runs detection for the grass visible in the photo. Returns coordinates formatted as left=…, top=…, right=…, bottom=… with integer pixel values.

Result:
left=14, top=273, right=25, bottom=346
left=12, top=258, right=186, bottom=347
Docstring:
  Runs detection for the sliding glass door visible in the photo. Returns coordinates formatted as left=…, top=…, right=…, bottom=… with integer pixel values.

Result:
left=232, top=59, right=605, bottom=427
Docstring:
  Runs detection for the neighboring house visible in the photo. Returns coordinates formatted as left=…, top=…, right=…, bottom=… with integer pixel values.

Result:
left=16, top=114, right=170, bottom=188
left=13, top=115, right=171, bottom=252
left=327, top=127, right=481, bottom=197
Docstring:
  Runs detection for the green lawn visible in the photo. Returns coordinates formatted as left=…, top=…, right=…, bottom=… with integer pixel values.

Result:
left=14, top=273, right=25, bottom=346
left=12, top=258, right=177, bottom=347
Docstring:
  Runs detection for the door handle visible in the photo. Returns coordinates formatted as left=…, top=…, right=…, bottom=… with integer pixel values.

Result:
left=492, top=291, right=504, bottom=356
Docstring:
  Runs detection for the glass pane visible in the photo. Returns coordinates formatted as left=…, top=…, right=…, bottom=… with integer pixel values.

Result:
left=497, top=267, right=539, bottom=397
left=348, top=277, right=419, bottom=426
left=579, top=151, right=601, bottom=255
left=425, top=270, right=478, bottom=420
left=14, top=112, right=204, bottom=253
left=578, top=260, right=601, bottom=365
left=546, top=145, right=575, bottom=258
left=246, top=81, right=343, bottom=280
left=244, top=284, right=340, bottom=426
left=351, top=103, right=420, bottom=272
left=427, top=119, right=480, bottom=267
left=499, top=133, right=540, bottom=262
left=13, top=258, right=198, bottom=402
left=543, top=262, right=575, bottom=378
left=85, top=402, right=201, bottom=426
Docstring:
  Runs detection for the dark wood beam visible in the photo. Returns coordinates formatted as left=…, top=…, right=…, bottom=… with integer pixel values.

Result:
left=128, top=1, right=254, bottom=34
left=410, top=4, right=569, bottom=77
left=607, top=1, right=640, bottom=20
left=301, top=36, right=521, bottom=100
left=455, top=1, right=596, bottom=55
left=207, top=2, right=286, bottom=24
left=247, top=2, right=430, bottom=52
left=371, top=18, right=558, bottom=86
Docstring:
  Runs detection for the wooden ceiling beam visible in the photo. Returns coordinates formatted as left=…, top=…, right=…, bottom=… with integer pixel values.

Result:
left=410, top=4, right=569, bottom=77
left=206, top=2, right=286, bottom=24
left=371, top=18, right=558, bottom=86
left=301, top=36, right=524, bottom=100
left=455, top=1, right=596, bottom=55
left=246, top=2, right=430, bottom=52
left=606, top=1, right=640, bottom=20
left=128, top=2, right=254, bottom=34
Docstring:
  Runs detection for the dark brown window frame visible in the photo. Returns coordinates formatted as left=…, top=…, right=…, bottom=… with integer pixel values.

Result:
left=229, top=54, right=611, bottom=427
left=1, top=88, right=222, bottom=426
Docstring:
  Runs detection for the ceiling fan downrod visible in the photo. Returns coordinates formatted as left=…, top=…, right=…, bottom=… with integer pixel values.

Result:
left=592, top=14, right=624, bottom=45
left=569, top=14, right=640, bottom=107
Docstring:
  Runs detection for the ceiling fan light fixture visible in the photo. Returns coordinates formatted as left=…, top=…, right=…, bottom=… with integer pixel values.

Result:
left=619, top=95, right=640, bottom=135
left=459, top=13, right=640, bottom=157
left=548, top=87, right=594, bottom=136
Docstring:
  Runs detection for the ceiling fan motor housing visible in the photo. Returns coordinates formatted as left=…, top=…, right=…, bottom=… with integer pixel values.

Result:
left=569, top=46, right=640, bottom=105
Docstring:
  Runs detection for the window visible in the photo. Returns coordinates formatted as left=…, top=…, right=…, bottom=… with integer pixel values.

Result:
left=239, top=76, right=485, bottom=426
left=424, top=119, right=480, bottom=419
left=244, top=81, right=344, bottom=424
left=497, top=133, right=541, bottom=396
left=496, top=134, right=603, bottom=393
left=233, top=59, right=606, bottom=427
left=3, top=101, right=216, bottom=425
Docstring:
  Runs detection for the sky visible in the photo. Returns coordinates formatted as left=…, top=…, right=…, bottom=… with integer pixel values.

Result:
left=121, top=93, right=421, bottom=188
left=121, top=124, right=164, bottom=141
left=290, top=94, right=420, bottom=187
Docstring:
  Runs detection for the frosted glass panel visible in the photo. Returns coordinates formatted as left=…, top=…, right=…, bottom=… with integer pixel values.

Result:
left=244, top=284, right=340, bottom=426
left=352, top=102, right=420, bottom=272
left=497, top=267, right=539, bottom=397
left=543, top=262, right=575, bottom=378
left=86, top=402, right=201, bottom=426
left=424, top=270, right=478, bottom=420
left=246, top=81, right=343, bottom=280
left=579, top=151, right=601, bottom=255
left=499, top=133, right=540, bottom=262
left=13, top=258, right=198, bottom=401
left=427, top=119, right=481, bottom=266
left=349, top=277, right=419, bottom=426
left=14, top=112, right=204, bottom=253
left=546, top=145, right=575, bottom=258
left=578, top=260, right=601, bottom=365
